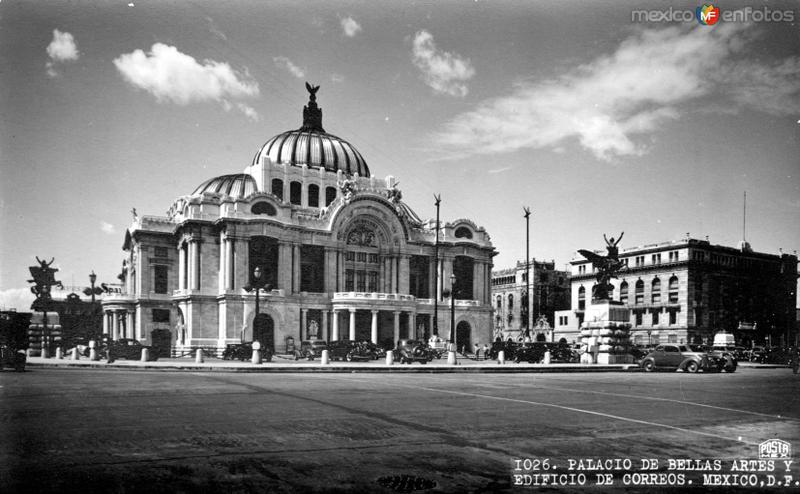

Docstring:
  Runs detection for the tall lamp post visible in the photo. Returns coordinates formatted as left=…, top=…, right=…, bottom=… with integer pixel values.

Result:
left=523, top=207, right=532, bottom=340
left=433, top=194, right=441, bottom=340
left=84, top=271, right=102, bottom=341
left=244, top=266, right=270, bottom=343
left=447, top=273, right=457, bottom=365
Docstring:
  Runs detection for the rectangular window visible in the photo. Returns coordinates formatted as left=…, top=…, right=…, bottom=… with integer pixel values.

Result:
left=345, top=270, right=354, bottom=291
left=368, top=272, right=378, bottom=292
left=152, top=309, right=170, bottom=323
left=652, top=253, right=661, bottom=264
left=652, top=310, right=659, bottom=325
left=154, top=246, right=168, bottom=258
left=635, top=293, right=643, bottom=305
left=669, top=311, right=677, bottom=325
left=356, top=252, right=367, bottom=262
left=356, top=271, right=366, bottom=292
left=154, top=265, right=168, bottom=294
left=368, top=254, right=379, bottom=264
left=345, top=252, right=355, bottom=261
left=635, top=312, right=642, bottom=326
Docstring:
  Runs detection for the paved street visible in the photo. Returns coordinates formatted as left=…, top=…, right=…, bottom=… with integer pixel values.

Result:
left=1, top=367, right=798, bottom=493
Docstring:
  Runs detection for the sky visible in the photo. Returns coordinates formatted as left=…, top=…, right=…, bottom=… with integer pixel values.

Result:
left=1, top=0, right=799, bottom=310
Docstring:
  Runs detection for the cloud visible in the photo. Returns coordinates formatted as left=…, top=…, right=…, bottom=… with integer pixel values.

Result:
left=0, top=288, right=35, bottom=312
left=432, top=22, right=800, bottom=162
left=340, top=16, right=362, bottom=37
left=206, top=16, right=228, bottom=41
left=273, top=56, right=305, bottom=79
left=487, top=166, right=512, bottom=174
left=113, top=43, right=260, bottom=120
left=100, top=221, right=116, bottom=234
left=45, top=29, right=79, bottom=77
left=237, top=103, right=260, bottom=122
left=330, top=73, right=345, bottom=84
left=411, top=30, right=475, bottom=97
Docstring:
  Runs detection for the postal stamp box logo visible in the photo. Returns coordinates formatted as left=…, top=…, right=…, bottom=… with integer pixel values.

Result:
left=759, top=439, right=791, bottom=459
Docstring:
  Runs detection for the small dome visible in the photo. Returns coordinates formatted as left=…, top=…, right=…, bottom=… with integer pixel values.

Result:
left=252, top=83, right=370, bottom=177
left=192, top=174, right=257, bottom=199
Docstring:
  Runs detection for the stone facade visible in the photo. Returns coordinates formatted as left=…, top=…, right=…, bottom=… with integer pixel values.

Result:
left=555, top=238, right=798, bottom=347
left=102, top=88, right=496, bottom=353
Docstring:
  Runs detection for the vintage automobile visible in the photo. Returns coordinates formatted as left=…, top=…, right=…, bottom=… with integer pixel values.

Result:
left=359, top=341, right=387, bottom=360
left=294, top=340, right=328, bottom=360
left=513, top=343, right=548, bottom=363
left=222, top=342, right=273, bottom=362
left=706, top=345, right=738, bottom=372
left=105, top=338, right=159, bottom=362
left=640, top=344, right=721, bottom=373
left=395, top=339, right=436, bottom=364
left=327, top=340, right=378, bottom=361
left=0, top=344, right=26, bottom=372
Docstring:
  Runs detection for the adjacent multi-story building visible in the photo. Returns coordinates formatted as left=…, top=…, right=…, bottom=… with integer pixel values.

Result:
left=491, top=259, right=570, bottom=342
left=101, top=86, right=496, bottom=353
left=554, top=238, right=798, bottom=347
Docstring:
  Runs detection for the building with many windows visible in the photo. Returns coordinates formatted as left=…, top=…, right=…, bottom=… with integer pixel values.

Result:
left=554, top=237, right=798, bottom=347
left=490, top=259, right=570, bottom=342
left=101, top=86, right=496, bottom=353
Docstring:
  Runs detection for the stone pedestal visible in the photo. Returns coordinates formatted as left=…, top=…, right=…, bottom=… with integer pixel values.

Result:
left=580, top=300, right=634, bottom=364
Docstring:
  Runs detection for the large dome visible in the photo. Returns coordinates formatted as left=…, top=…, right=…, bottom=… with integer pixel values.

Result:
left=252, top=83, right=370, bottom=177
left=192, top=173, right=257, bottom=200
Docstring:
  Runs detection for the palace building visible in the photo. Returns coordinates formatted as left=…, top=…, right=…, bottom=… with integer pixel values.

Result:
left=101, top=85, right=496, bottom=353
left=554, top=237, right=798, bottom=347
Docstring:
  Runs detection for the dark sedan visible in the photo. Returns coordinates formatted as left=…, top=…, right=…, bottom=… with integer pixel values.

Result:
left=106, top=339, right=159, bottom=362
left=640, top=344, right=721, bottom=373
left=327, top=340, right=378, bottom=361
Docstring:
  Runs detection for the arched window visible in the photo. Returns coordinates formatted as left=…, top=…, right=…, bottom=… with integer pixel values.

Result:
left=454, top=227, right=473, bottom=239
left=251, top=202, right=277, bottom=216
left=635, top=279, right=644, bottom=305
left=271, top=179, right=283, bottom=201
left=308, top=184, right=320, bottom=208
left=669, top=276, right=679, bottom=303
left=496, top=295, right=502, bottom=310
left=290, top=181, right=302, bottom=205
left=325, top=186, right=337, bottom=206
left=620, top=281, right=629, bottom=304
left=651, top=278, right=661, bottom=304
left=578, top=286, right=585, bottom=310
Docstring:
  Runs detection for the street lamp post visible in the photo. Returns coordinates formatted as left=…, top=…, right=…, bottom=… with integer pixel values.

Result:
left=244, top=266, right=271, bottom=343
left=523, top=207, right=531, bottom=340
left=447, top=273, right=457, bottom=365
left=433, top=194, right=441, bottom=340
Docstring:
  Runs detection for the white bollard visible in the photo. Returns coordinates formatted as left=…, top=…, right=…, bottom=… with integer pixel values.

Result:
left=71, top=348, right=80, bottom=361
left=251, top=341, right=262, bottom=365
left=321, top=349, right=330, bottom=365
left=89, top=340, right=98, bottom=361
left=55, top=347, right=63, bottom=360
left=385, top=350, right=393, bottom=365
left=141, top=348, right=150, bottom=362
left=543, top=350, right=551, bottom=365
left=498, top=350, right=505, bottom=365
left=195, top=348, right=204, bottom=364
left=447, top=350, right=457, bottom=365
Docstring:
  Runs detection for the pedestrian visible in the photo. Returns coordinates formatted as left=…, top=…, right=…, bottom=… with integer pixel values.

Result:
left=474, top=343, right=481, bottom=360
left=483, top=343, right=489, bottom=360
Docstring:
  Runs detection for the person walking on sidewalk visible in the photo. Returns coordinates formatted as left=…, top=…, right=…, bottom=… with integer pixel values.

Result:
left=474, top=343, right=481, bottom=360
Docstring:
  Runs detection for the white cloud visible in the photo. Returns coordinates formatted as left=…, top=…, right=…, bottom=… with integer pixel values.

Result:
left=206, top=16, right=228, bottom=41
left=237, top=103, right=260, bottom=122
left=411, top=30, right=475, bottom=98
left=273, top=56, right=305, bottom=79
left=331, top=73, right=345, bottom=84
left=100, top=221, right=116, bottom=234
left=432, top=22, right=800, bottom=162
left=0, top=288, right=35, bottom=312
left=113, top=43, right=260, bottom=120
left=45, top=29, right=79, bottom=78
left=340, top=16, right=362, bottom=37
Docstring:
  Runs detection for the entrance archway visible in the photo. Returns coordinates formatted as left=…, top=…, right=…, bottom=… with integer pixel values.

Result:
left=254, top=314, right=275, bottom=353
left=456, top=321, right=471, bottom=353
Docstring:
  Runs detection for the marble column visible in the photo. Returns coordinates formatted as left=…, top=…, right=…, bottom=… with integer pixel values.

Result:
left=112, top=311, right=120, bottom=340
left=370, top=310, right=378, bottom=344
left=331, top=310, right=339, bottom=341
left=322, top=310, right=329, bottom=341
left=301, top=309, right=308, bottom=340
left=409, top=312, right=416, bottom=339
left=292, top=244, right=301, bottom=293
left=278, top=242, right=292, bottom=292
left=103, top=312, right=109, bottom=338
left=178, top=244, right=187, bottom=290
left=393, top=311, right=400, bottom=345
left=349, top=309, right=356, bottom=341
left=126, top=311, right=135, bottom=340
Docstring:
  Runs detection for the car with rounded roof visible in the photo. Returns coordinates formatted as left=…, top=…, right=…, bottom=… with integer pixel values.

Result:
left=395, top=339, right=436, bottom=364
left=640, top=344, right=721, bottom=373
left=294, top=339, right=328, bottom=360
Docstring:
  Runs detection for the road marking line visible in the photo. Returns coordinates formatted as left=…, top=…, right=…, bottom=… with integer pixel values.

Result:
left=313, top=374, right=763, bottom=446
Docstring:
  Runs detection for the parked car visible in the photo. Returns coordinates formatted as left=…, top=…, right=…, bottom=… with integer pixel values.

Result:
left=358, top=341, right=387, bottom=360
left=327, top=340, right=377, bottom=361
left=707, top=346, right=739, bottom=372
left=222, top=342, right=273, bottom=362
left=748, top=346, right=767, bottom=362
left=395, top=339, right=436, bottom=364
left=640, top=344, right=720, bottom=372
left=295, top=340, right=328, bottom=360
left=513, top=343, right=547, bottom=363
left=105, top=338, right=159, bottom=362
left=0, top=344, right=26, bottom=372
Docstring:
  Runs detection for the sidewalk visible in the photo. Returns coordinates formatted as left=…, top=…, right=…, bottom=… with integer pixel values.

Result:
left=23, top=354, right=643, bottom=373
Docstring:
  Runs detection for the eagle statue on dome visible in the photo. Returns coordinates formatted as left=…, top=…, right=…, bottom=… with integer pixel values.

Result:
left=305, top=82, right=320, bottom=102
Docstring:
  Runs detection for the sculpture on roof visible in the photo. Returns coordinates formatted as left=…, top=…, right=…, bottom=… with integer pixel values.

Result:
left=386, top=182, right=402, bottom=205
left=337, top=176, right=356, bottom=203
left=578, top=232, right=626, bottom=301
left=302, top=82, right=325, bottom=132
